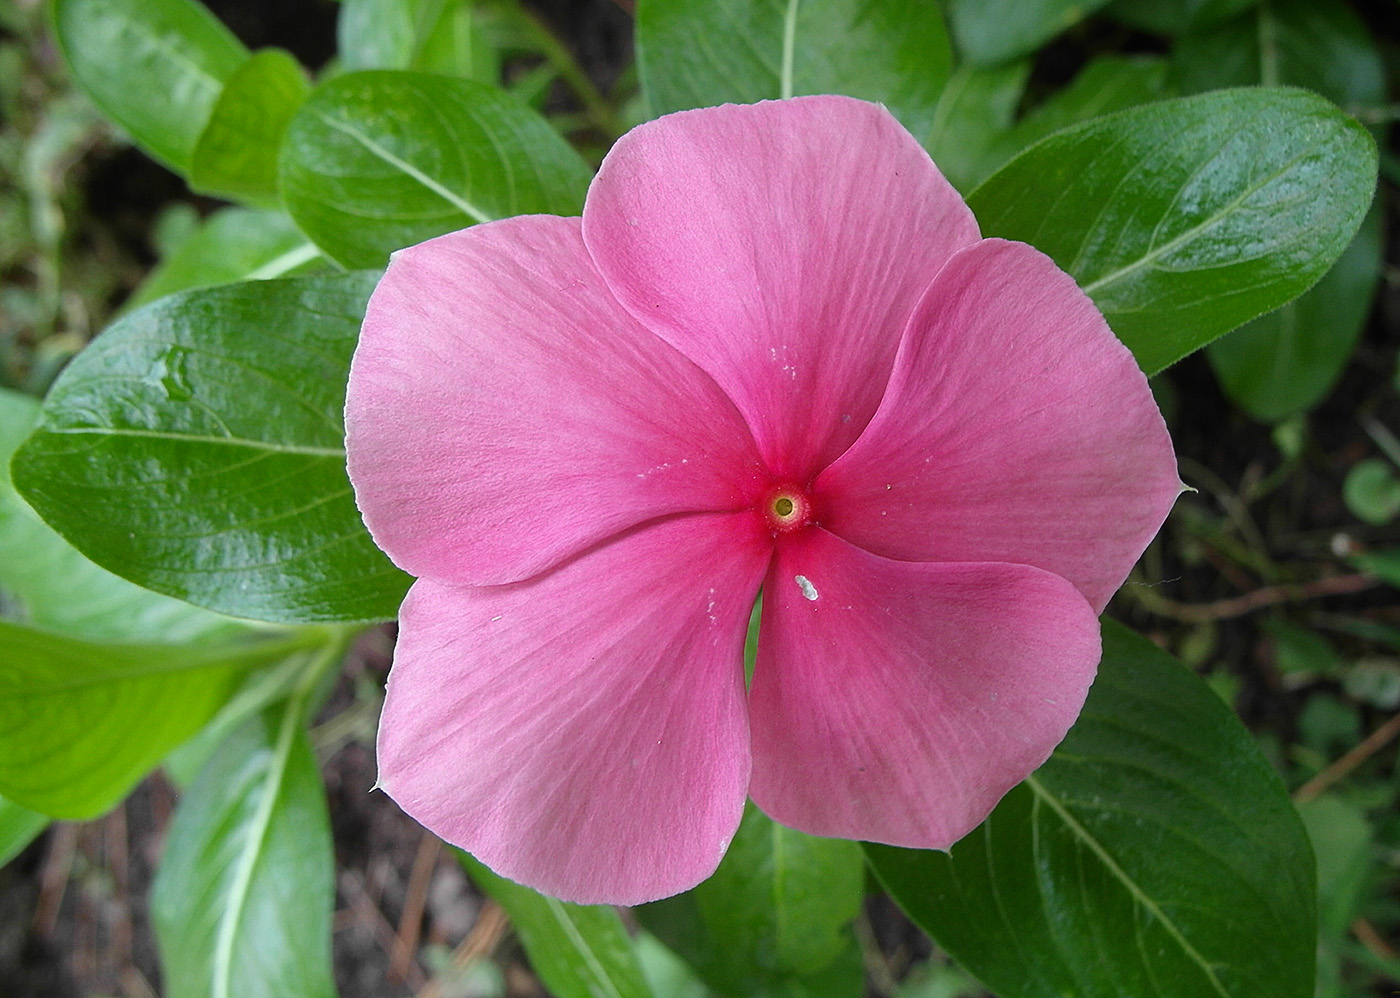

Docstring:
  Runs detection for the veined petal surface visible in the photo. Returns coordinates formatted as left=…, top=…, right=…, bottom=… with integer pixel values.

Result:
left=346, top=215, right=764, bottom=586
left=376, top=513, right=771, bottom=905
left=749, top=528, right=1100, bottom=849
left=816, top=239, right=1181, bottom=612
left=583, top=96, right=980, bottom=480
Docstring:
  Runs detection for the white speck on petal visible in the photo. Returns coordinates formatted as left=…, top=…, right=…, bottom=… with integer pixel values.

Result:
left=795, top=575, right=819, bottom=601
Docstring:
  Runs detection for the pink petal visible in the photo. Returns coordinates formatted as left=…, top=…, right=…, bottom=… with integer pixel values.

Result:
left=376, top=513, right=770, bottom=905
left=582, top=96, right=980, bottom=481
left=346, top=214, right=764, bottom=586
left=815, top=239, right=1182, bottom=613
left=748, top=528, right=1101, bottom=848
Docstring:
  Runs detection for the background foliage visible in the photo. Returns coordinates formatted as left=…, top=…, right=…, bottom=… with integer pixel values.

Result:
left=1, top=0, right=1398, bottom=996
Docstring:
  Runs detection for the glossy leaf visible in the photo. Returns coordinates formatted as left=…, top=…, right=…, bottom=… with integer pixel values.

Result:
left=0, top=795, right=48, bottom=867
left=460, top=853, right=654, bottom=998
left=636, top=0, right=951, bottom=139
left=0, top=620, right=318, bottom=818
left=946, top=0, right=1114, bottom=65
left=638, top=805, right=865, bottom=998
left=1, top=388, right=235, bottom=641
left=969, top=87, right=1377, bottom=375
left=279, top=70, right=591, bottom=268
left=51, top=0, right=248, bottom=172
left=1172, top=0, right=1386, bottom=419
left=866, top=619, right=1316, bottom=998
left=922, top=59, right=1030, bottom=194
left=12, top=274, right=410, bottom=624
left=152, top=702, right=336, bottom=998
left=1108, top=0, right=1259, bottom=36
left=127, top=207, right=322, bottom=311
left=190, top=48, right=310, bottom=206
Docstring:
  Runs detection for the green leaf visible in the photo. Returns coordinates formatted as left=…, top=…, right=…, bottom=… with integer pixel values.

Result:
left=1172, top=0, right=1384, bottom=104
left=126, top=207, right=322, bottom=311
left=994, top=55, right=1171, bottom=164
left=12, top=274, right=409, bottom=624
left=1344, top=460, right=1400, bottom=526
left=51, top=0, right=248, bottom=173
left=969, top=87, right=1377, bottom=375
left=638, top=805, right=864, bottom=998
left=1171, top=0, right=1386, bottom=419
left=0, top=794, right=48, bottom=867
left=1298, top=796, right=1373, bottom=941
left=152, top=699, right=336, bottom=998
left=190, top=48, right=310, bottom=206
left=0, top=620, right=321, bottom=818
left=866, top=620, right=1316, bottom=998
left=1108, top=0, right=1259, bottom=36
left=279, top=70, right=592, bottom=269
left=338, top=0, right=497, bottom=81
left=922, top=59, right=1030, bottom=194
left=1354, top=548, right=1400, bottom=589
left=945, top=0, right=1114, bottom=65
left=460, top=852, right=654, bottom=998
left=0, top=388, right=236, bottom=641
left=1207, top=207, right=1381, bottom=420
left=636, top=0, right=952, bottom=139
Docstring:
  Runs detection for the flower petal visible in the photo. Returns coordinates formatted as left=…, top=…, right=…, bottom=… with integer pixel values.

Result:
left=376, top=513, right=770, bottom=905
left=346, top=214, right=764, bottom=586
left=815, top=239, right=1181, bottom=612
left=583, top=96, right=980, bottom=480
left=749, top=528, right=1100, bottom=849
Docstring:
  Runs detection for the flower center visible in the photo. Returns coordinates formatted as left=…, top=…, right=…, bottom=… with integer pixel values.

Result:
left=763, top=485, right=812, bottom=534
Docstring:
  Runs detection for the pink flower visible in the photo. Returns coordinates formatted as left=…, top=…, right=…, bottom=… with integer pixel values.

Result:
left=345, top=96, right=1181, bottom=905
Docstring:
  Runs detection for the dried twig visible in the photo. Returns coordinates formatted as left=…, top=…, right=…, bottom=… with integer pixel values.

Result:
left=417, top=900, right=510, bottom=998
left=1295, top=711, right=1400, bottom=803
left=1127, top=572, right=1381, bottom=623
left=391, top=833, right=442, bottom=984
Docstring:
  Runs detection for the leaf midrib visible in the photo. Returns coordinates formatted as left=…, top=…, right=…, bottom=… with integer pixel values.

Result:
left=1025, top=774, right=1230, bottom=997
left=35, top=425, right=344, bottom=458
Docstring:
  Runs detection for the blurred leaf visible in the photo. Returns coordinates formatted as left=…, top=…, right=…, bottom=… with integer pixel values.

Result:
left=1298, top=796, right=1373, bottom=939
left=1175, top=0, right=1387, bottom=420
left=970, top=87, right=1376, bottom=374
left=637, top=0, right=951, bottom=139
left=633, top=933, right=712, bottom=998
left=279, top=70, right=591, bottom=269
left=1353, top=548, right=1400, bottom=589
left=1107, top=0, right=1256, bottom=35
left=339, top=0, right=498, bottom=81
left=1172, top=0, right=1384, bottom=103
left=1263, top=618, right=1343, bottom=680
left=1207, top=208, right=1381, bottom=421
left=922, top=59, right=1030, bottom=194
left=1342, top=658, right=1400, bottom=710
left=460, top=852, right=654, bottom=998
left=152, top=700, right=336, bottom=998
left=866, top=620, right=1316, bottom=998
left=12, top=274, right=410, bottom=624
left=1344, top=459, right=1400, bottom=526
left=0, top=794, right=48, bottom=867
left=945, top=0, right=1113, bottom=65
left=190, top=48, right=309, bottom=206
left=991, top=55, right=1171, bottom=167
left=0, top=620, right=319, bottom=818
left=127, top=207, right=322, bottom=311
left=638, top=805, right=864, bottom=998
left=51, top=0, right=248, bottom=172
left=1, top=388, right=236, bottom=641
